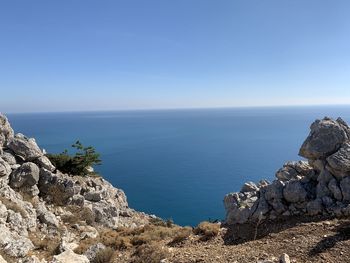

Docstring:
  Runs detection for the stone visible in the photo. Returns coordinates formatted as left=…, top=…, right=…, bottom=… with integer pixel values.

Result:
left=1, top=151, right=17, bottom=165
left=0, top=255, right=7, bottom=263
left=36, top=155, right=55, bottom=172
left=10, top=162, right=40, bottom=188
left=328, top=178, right=343, bottom=201
left=0, top=114, right=14, bottom=147
left=327, top=142, right=350, bottom=178
left=36, top=203, right=59, bottom=227
left=264, top=180, right=284, bottom=201
left=306, top=199, right=323, bottom=216
left=299, top=117, right=349, bottom=160
left=52, top=249, right=89, bottom=263
left=240, top=181, right=259, bottom=193
left=280, top=253, right=290, bottom=263
left=8, top=134, right=43, bottom=160
left=340, top=176, right=350, bottom=201
left=0, top=157, right=11, bottom=177
left=0, top=225, right=34, bottom=257
left=84, top=243, right=106, bottom=261
left=283, top=181, right=307, bottom=203
left=276, top=161, right=314, bottom=181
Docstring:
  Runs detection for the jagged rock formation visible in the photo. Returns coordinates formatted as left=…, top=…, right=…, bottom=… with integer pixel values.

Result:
left=0, top=114, right=152, bottom=262
left=224, top=117, right=350, bottom=228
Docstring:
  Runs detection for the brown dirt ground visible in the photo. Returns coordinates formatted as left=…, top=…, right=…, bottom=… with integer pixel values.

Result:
left=113, top=218, right=350, bottom=263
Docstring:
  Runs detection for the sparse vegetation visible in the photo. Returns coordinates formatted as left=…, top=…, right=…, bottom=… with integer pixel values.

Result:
left=47, top=140, right=101, bottom=176
left=193, top=221, right=220, bottom=241
left=132, top=243, right=170, bottom=263
left=91, top=247, right=115, bottom=263
left=0, top=196, right=28, bottom=218
left=61, top=206, right=95, bottom=225
left=169, top=226, right=192, bottom=245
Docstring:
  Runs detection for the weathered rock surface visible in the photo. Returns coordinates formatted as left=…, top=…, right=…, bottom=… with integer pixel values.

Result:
left=7, top=134, right=43, bottom=161
left=0, top=113, right=152, bottom=260
left=0, top=114, right=14, bottom=147
left=224, top=117, right=350, bottom=229
left=52, top=249, right=89, bottom=263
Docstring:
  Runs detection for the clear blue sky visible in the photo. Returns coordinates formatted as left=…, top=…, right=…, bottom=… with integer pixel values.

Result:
left=1, top=0, right=350, bottom=113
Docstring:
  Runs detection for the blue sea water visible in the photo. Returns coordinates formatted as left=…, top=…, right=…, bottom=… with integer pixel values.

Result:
left=6, top=106, right=350, bottom=226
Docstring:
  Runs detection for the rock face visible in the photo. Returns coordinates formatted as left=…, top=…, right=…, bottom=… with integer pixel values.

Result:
left=0, top=113, right=151, bottom=261
left=224, top=117, right=350, bottom=227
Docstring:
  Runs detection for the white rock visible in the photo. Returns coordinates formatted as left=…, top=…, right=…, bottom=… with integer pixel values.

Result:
left=52, top=249, right=89, bottom=263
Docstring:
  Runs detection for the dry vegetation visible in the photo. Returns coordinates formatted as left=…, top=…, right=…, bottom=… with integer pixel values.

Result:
left=72, top=220, right=219, bottom=263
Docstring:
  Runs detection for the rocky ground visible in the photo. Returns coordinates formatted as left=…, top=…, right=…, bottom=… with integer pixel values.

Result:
left=166, top=218, right=350, bottom=263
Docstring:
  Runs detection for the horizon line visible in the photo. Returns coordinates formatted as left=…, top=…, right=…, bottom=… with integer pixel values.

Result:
left=3, top=103, right=350, bottom=115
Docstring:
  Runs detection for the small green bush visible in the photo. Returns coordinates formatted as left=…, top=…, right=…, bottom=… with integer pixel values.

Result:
left=47, top=140, right=101, bottom=176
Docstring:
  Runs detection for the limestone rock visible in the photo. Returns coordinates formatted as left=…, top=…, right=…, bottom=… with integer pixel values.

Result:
left=299, top=117, right=349, bottom=160
left=327, top=142, right=350, bottom=178
left=84, top=243, right=106, bottom=261
left=52, top=249, right=89, bottom=263
left=328, top=178, right=343, bottom=201
left=36, top=155, right=55, bottom=172
left=0, top=255, right=6, bottom=263
left=10, top=162, right=40, bottom=188
left=1, top=150, right=17, bottom=165
left=283, top=181, right=307, bottom=203
left=306, top=199, right=323, bottom=216
left=8, top=134, right=43, bottom=161
left=340, top=176, right=350, bottom=201
left=36, top=203, right=59, bottom=227
left=240, top=181, right=259, bottom=193
left=0, top=114, right=14, bottom=147
left=0, top=225, right=34, bottom=257
left=276, top=161, right=314, bottom=181
left=0, top=157, right=11, bottom=177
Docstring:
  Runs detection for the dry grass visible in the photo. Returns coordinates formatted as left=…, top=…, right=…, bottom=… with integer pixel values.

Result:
left=169, top=226, right=192, bottom=245
left=132, top=243, right=170, bottom=263
left=29, top=232, right=61, bottom=260
left=193, top=221, right=220, bottom=241
left=0, top=196, right=28, bottom=218
left=91, top=247, right=115, bottom=263
left=61, top=206, right=95, bottom=225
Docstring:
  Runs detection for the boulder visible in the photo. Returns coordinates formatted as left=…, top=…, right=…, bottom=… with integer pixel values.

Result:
left=1, top=151, right=17, bottom=165
left=328, top=178, right=343, bottom=201
left=240, top=181, right=259, bottom=193
left=283, top=181, right=307, bottom=203
left=0, top=157, right=11, bottom=177
left=36, top=155, right=55, bottom=172
left=0, top=225, right=34, bottom=257
left=36, top=203, right=59, bottom=227
left=340, top=176, right=350, bottom=201
left=0, top=255, right=7, bottom=263
left=0, top=114, right=14, bottom=147
left=52, top=249, right=89, bottom=263
left=299, top=117, right=349, bottom=160
left=327, top=142, right=350, bottom=178
left=306, top=199, right=323, bottom=216
left=84, top=243, right=106, bottom=261
left=10, top=162, right=40, bottom=188
left=276, top=161, right=314, bottom=181
left=7, top=134, right=43, bottom=161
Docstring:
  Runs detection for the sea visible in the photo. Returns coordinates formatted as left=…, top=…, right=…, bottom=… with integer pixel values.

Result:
left=6, top=106, right=350, bottom=226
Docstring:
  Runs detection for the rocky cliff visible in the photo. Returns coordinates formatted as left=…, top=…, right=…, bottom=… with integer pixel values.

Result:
left=224, top=117, right=350, bottom=239
left=0, top=114, right=151, bottom=262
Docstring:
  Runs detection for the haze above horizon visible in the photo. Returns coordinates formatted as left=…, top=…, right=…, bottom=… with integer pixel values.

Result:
left=1, top=0, right=350, bottom=113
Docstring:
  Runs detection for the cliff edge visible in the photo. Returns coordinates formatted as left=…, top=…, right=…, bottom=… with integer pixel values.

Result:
left=0, top=114, right=152, bottom=262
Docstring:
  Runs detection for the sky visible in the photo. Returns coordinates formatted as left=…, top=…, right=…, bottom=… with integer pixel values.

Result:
left=1, top=0, right=350, bottom=113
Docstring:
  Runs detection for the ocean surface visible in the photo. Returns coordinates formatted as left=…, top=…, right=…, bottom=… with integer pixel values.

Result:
left=6, top=106, right=350, bottom=226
